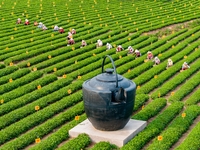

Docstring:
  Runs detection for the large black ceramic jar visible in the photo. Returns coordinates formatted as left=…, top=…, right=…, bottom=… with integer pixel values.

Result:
left=82, top=55, right=136, bottom=131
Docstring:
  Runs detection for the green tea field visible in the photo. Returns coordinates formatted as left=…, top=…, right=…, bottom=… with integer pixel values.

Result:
left=0, top=0, right=200, bottom=149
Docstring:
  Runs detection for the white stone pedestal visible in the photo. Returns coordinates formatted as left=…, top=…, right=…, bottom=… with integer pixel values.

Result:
left=69, top=119, right=147, bottom=147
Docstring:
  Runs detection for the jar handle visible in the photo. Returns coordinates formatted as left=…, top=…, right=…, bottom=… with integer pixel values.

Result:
left=102, top=55, right=118, bottom=88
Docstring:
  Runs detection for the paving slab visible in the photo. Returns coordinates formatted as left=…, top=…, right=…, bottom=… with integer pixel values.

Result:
left=69, top=119, right=147, bottom=147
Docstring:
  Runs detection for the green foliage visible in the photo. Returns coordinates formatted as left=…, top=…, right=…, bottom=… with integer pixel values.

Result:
left=0, top=66, right=18, bottom=77
left=146, top=105, right=200, bottom=150
left=121, top=102, right=183, bottom=150
left=57, top=133, right=91, bottom=150
left=133, top=94, right=149, bottom=111
left=185, top=89, right=200, bottom=106
left=0, top=0, right=200, bottom=149
left=175, top=122, right=200, bottom=150
left=91, top=141, right=119, bottom=150
left=133, top=98, right=166, bottom=121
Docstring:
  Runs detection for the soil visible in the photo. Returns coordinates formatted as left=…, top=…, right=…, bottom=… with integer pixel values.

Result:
left=142, top=19, right=200, bottom=38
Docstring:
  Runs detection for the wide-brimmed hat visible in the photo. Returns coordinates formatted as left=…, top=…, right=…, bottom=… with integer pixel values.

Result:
left=147, top=51, right=151, bottom=54
left=168, top=58, right=172, bottom=61
left=155, top=56, right=158, bottom=59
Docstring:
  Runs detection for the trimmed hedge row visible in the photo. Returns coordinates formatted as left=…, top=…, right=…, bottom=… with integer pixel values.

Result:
left=129, top=39, right=189, bottom=85
left=146, top=105, right=200, bottom=150
left=33, top=29, right=124, bottom=71
left=56, top=133, right=90, bottom=150
left=56, top=33, right=147, bottom=78
left=90, top=141, right=118, bottom=150
left=123, top=28, right=197, bottom=81
left=168, top=70, right=200, bottom=102
left=0, top=68, right=30, bottom=85
left=0, top=102, right=85, bottom=150
left=121, top=102, right=184, bottom=150
left=150, top=50, right=200, bottom=99
left=43, top=31, right=130, bottom=74
left=175, top=122, right=200, bottom=150
left=54, top=35, right=146, bottom=77
left=132, top=98, right=167, bottom=121
left=16, top=27, right=111, bottom=68
left=0, top=77, right=73, bottom=116
left=138, top=41, right=200, bottom=95
left=0, top=64, right=5, bottom=69
left=3, top=25, right=94, bottom=64
left=134, top=40, right=199, bottom=86
left=0, top=72, right=56, bottom=104
left=28, top=114, right=87, bottom=150
left=0, top=88, right=84, bottom=144
left=0, top=66, right=18, bottom=77
left=133, top=94, right=149, bottom=111
left=0, top=22, right=85, bottom=54
left=28, top=92, right=150, bottom=150
left=185, top=88, right=200, bottom=106
left=0, top=80, right=81, bottom=131
left=0, top=71, right=43, bottom=95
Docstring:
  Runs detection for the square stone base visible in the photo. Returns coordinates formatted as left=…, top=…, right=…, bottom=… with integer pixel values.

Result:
left=69, top=119, right=147, bottom=147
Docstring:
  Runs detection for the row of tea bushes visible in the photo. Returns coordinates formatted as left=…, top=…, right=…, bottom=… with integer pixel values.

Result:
left=28, top=114, right=87, bottom=150
left=0, top=102, right=85, bottom=150
left=150, top=50, right=200, bottom=99
left=68, top=51, right=132, bottom=81
left=54, top=35, right=149, bottom=78
left=146, top=105, right=200, bottom=150
left=56, top=133, right=90, bottom=150
left=0, top=89, right=84, bottom=145
left=0, top=64, right=5, bottom=69
left=1, top=92, right=150, bottom=149
left=121, top=29, right=188, bottom=79
left=0, top=66, right=18, bottom=77
left=3, top=25, right=98, bottom=64
left=0, top=68, right=30, bottom=85
left=131, top=40, right=188, bottom=85
left=0, top=77, right=73, bottom=127
left=1, top=21, right=82, bottom=51
left=185, top=89, right=200, bottom=106
left=175, top=122, right=200, bottom=150
left=132, top=98, right=167, bottom=121
left=0, top=23, right=61, bottom=56
left=16, top=27, right=110, bottom=68
left=0, top=79, right=81, bottom=130
left=0, top=71, right=43, bottom=95
left=90, top=141, right=118, bottom=150
left=0, top=17, right=80, bottom=43
left=0, top=72, right=56, bottom=104
left=121, top=102, right=184, bottom=150
left=138, top=41, right=200, bottom=95
left=168, top=70, right=200, bottom=102
left=133, top=94, right=149, bottom=111
left=28, top=92, right=150, bottom=150
left=41, top=30, right=127, bottom=73
left=134, top=35, right=200, bottom=87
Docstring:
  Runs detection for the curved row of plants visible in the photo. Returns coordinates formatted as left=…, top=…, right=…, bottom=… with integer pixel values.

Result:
left=175, top=121, right=200, bottom=150
left=146, top=105, right=200, bottom=150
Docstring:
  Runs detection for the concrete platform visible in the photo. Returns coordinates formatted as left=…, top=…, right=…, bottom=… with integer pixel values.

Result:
left=69, top=119, right=147, bottom=147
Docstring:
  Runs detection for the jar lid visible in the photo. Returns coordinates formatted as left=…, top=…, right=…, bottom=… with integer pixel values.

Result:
left=96, top=68, right=123, bottom=82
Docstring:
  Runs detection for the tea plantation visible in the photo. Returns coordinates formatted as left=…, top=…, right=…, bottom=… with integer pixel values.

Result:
left=0, top=0, right=200, bottom=149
